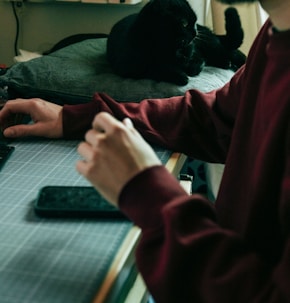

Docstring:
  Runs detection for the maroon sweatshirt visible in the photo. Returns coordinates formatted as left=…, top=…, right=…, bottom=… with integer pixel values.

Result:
left=63, top=20, right=290, bottom=302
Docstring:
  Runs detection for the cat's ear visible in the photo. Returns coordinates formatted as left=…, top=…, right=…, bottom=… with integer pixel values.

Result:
left=142, top=0, right=167, bottom=14
left=150, top=0, right=165, bottom=8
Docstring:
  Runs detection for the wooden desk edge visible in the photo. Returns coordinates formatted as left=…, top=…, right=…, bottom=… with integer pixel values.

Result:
left=92, top=152, right=187, bottom=303
left=165, top=152, right=187, bottom=176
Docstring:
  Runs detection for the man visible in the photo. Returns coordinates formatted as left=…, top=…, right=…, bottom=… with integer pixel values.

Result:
left=1, top=0, right=290, bottom=301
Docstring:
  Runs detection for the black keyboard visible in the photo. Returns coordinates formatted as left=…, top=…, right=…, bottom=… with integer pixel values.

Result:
left=0, top=144, right=14, bottom=171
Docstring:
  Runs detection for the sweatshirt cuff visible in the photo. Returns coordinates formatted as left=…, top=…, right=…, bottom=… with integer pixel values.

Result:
left=118, top=165, right=188, bottom=229
left=62, top=102, right=99, bottom=139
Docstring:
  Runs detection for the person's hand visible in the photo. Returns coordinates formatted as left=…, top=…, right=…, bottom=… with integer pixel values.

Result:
left=0, top=98, right=63, bottom=138
left=76, top=112, right=161, bottom=206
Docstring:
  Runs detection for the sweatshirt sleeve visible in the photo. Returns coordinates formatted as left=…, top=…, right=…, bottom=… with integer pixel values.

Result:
left=119, top=166, right=285, bottom=303
left=62, top=66, right=245, bottom=163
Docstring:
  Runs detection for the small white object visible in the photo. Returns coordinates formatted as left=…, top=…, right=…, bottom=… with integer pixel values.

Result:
left=14, top=49, right=42, bottom=62
left=108, top=0, right=141, bottom=4
left=81, top=0, right=107, bottom=3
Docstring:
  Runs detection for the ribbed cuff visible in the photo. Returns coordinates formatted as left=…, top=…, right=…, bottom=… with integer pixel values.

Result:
left=119, top=165, right=187, bottom=229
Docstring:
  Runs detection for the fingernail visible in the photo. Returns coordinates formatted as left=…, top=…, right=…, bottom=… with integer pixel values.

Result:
left=124, top=118, right=134, bottom=128
left=4, top=128, right=15, bottom=137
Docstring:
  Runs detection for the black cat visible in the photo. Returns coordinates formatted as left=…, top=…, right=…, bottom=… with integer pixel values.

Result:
left=107, top=0, right=246, bottom=85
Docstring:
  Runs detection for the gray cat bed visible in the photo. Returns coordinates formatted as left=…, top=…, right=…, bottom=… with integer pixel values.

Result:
left=0, top=38, right=234, bottom=104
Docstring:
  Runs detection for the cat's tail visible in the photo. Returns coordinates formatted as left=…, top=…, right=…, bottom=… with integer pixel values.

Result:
left=219, top=7, right=244, bottom=50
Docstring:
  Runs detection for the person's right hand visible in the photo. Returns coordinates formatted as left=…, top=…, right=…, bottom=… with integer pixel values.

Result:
left=76, top=112, right=161, bottom=205
left=0, top=98, right=63, bottom=138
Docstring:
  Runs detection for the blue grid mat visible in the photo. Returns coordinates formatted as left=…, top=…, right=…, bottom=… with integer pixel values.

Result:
left=0, top=138, right=171, bottom=303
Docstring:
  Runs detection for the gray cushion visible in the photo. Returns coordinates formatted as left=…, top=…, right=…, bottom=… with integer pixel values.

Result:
left=0, top=38, right=234, bottom=104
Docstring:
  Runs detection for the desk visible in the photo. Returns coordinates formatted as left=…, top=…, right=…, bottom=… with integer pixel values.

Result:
left=0, top=138, right=186, bottom=303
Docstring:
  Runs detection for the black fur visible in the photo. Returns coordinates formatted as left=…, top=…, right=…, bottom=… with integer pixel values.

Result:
left=43, top=33, right=109, bottom=55
left=193, top=7, right=246, bottom=71
left=107, top=0, right=246, bottom=85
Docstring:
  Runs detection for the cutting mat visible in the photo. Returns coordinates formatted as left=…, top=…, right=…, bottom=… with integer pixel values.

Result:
left=0, top=137, right=171, bottom=303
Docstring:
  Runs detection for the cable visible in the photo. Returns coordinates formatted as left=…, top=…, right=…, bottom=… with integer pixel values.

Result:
left=11, top=1, right=21, bottom=56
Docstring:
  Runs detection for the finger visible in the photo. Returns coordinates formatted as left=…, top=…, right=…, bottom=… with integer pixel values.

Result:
left=92, top=112, right=121, bottom=134
left=0, top=100, right=31, bottom=126
left=1, top=99, right=34, bottom=116
left=76, top=142, right=97, bottom=177
left=75, top=151, right=100, bottom=178
left=84, top=129, right=105, bottom=147
left=77, top=141, right=95, bottom=162
left=75, top=159, right=89, bottom=177
left=123, top=117, right=134, bottom=129
left=3, top=123, right=44, bottom=138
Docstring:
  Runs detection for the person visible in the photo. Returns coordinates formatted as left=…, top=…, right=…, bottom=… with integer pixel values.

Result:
left=1, top=0, right=290, bottom=301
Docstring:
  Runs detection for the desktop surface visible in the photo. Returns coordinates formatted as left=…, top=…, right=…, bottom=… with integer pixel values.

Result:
left=0, top=137, right=173, bottom=303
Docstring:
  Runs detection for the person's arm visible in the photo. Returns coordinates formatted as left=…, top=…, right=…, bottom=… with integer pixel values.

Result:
left=118, top=164, right=290, bottom=303
left=76, top=110, right=290, bottom=303
left=64, top=66, right=245, bottom=163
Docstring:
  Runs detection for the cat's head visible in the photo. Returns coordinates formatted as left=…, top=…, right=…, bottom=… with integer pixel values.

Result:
left=136, top=0, right=197, bottom=52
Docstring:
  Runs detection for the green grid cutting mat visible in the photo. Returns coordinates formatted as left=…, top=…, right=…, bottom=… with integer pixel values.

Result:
left=0, top=138, right=171, bottom=303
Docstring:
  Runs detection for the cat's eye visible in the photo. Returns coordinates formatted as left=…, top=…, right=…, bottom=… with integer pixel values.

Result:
left=181, top=19, right=189, bottom=27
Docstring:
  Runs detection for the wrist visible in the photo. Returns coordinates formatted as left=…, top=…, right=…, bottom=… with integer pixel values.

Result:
left=118, top=165, right=187, bottom=229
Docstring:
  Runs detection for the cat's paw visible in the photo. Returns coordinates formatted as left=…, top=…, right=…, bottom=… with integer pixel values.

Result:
left=156, top=70, right=188, bottom=85
left=173, top=73, right=189, bottom=86
left=187, top=61, right=205, bottom=77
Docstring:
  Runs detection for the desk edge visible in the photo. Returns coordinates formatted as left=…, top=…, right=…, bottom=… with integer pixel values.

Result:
left=92, top=152, right=186, bottom=303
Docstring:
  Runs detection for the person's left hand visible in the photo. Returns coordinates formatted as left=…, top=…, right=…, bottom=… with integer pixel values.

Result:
left=76, top=112, right=161, bottom=206
left=0, top=98, right=63, bottom=138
